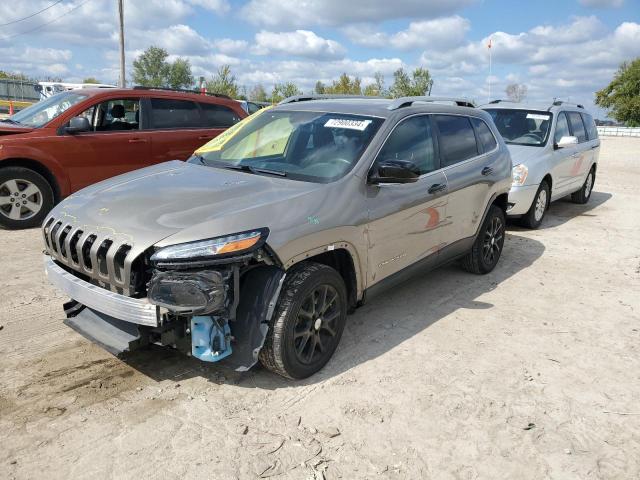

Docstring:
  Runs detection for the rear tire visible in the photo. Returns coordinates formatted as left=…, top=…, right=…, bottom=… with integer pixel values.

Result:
left=259, top=262, right=347, bottom=379
left=520, top=180, right=550, bottom=229
left=571, top=167, right=595, bottom=204
left=0, top=167, right=54, bottom=230
left=462, top=205, right=505, bottom=275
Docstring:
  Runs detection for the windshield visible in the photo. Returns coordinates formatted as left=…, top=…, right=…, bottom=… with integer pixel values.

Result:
left=9, top=92, right=87, bottom=127
left=189, top=109, right=383, bottom=183
left=484, top=108, right=552, bottom=147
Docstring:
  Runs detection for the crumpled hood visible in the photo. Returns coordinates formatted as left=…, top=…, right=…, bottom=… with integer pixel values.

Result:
left=51, top=161, right=322, bottom=254
left=506, top=144, right=548, bottom=166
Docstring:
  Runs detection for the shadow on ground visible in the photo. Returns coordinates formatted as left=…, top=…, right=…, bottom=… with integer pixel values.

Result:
left=121, top=231, right=545, bottom=390
left=507, top=191, right=612, bottom=231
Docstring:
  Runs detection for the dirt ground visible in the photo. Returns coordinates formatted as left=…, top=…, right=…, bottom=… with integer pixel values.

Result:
left=1, top=137, right=639, bottom=480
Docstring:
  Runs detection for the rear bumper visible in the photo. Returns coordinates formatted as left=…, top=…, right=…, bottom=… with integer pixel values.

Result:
left=44, top=256, right=159, bottom=327
left=507, top=184, right=539, bottom=216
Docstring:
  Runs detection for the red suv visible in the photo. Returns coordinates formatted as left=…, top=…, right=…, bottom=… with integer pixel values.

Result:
left=0, top=87, right=246, bottom=229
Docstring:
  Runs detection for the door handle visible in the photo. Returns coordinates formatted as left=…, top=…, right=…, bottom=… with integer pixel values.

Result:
left=591, top=145, right=599, bottom=149
left=571, top=152, right=580, bottom=157
left=428, top=183, right=447, bottom=194
left=198, top=135, right=213, bottom=140
left=481, top=166, right=493, bottom=176
left=128, top=138, right=148, bottom=143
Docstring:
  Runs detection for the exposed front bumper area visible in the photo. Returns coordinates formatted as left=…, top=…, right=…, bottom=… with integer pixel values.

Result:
left=506, top=184, right=539, bottom=216
left=44, top=256, right=159, bottom=327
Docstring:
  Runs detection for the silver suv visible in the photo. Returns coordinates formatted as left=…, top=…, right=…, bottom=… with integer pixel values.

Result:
left=42, top=95, right=512, bottom=379
left=482, top=101, right=600, bottom=228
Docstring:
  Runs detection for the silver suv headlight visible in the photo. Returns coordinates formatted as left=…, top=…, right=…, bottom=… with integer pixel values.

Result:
left=151, top=229, right=268, bottom=263
left=512, top=164, right=529, bottom=186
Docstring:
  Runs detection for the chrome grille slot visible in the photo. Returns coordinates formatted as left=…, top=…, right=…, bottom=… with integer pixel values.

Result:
left=42, top=215, right=137, bottom=296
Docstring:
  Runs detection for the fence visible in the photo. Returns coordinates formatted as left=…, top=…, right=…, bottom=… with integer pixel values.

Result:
left=597, top=126, right=640, bottom=137
left=0, top=79, right=40, bottom=102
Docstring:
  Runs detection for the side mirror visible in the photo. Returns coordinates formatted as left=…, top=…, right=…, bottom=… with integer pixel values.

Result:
left=555, top=135, right=578, bottom=149
left=369, top=159, right=420, bottom=184
left=65, top=116, right=91, bottom=134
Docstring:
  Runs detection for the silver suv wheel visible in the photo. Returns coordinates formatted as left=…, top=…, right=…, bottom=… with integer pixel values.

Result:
left=534, top=189, right=547, bottom=222
left=0, top=179, right=44, bottom=221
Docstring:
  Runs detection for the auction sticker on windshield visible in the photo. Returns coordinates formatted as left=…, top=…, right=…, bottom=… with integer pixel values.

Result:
left=324, top=118, right=372, bottom=131
left=196, top=106, right=272, bottom=154
left=526, top=113, right=550, bottom=121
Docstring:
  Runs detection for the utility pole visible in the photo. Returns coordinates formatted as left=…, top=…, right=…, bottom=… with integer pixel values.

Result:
left=118, top=0, right=126, bottom=87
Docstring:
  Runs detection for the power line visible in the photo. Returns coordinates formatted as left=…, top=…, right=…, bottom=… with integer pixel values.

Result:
left=0, top=1, right=66, bottom=27
left=0, top=0, right=93, bottom=40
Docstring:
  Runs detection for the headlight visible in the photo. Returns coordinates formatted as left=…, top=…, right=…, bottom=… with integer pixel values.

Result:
left=151, top=229, right=268, bottom=263
left=512, top=164, right=528, bottom=186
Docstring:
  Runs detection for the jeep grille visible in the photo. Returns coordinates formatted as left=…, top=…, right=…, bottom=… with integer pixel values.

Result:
left=43, top=216, right=140, bottom=296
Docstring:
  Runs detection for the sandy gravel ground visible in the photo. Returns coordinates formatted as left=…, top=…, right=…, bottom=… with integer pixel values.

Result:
left=0, top=137, right=639, bottom=480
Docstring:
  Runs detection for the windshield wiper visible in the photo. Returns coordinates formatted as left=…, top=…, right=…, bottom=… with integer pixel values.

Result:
left=1, top=118, right=20, bottom=124
left=222, top=164, right=287, bottom=177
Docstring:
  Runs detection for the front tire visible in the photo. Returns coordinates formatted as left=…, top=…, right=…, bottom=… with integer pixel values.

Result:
left=462, top=205, right=505, bottom=274
left=520, top=180, right=550, bottom=229
left=571, top=167, right=595, bottom=204
left=259, top=262, right=347, bottom=379
left=0, top=167, right=54, bottom=230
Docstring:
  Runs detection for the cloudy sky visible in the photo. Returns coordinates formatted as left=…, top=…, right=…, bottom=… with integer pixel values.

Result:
left=1, top=0, right=639, bottom=117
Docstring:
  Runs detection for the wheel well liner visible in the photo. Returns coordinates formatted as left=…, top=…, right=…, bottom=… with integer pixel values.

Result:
left=0, top=158, right=61, bottom=201
left=493, top=192, right=509, bottom=212
left=542, top=173, right=552, bottom=191
left=303, top=249, right=358, bottom=310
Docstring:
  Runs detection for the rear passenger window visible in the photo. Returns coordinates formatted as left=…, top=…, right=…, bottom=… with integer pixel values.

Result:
left=471, top=117, right=497, bottom=153
left=581, top=113, right=598, bottom=141
left=376, top=116, right=436, bottom=175
left=200, top=103, right=241, bottom=128
left=150, top=98, right=200, bottom=129
left=434, top=115, right=478, bottom=166
left=567, top=112, right=587, bottom=143
left=554, top=112, right=570, bottom=144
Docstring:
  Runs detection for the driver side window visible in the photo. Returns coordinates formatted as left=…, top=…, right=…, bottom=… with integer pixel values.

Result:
left=554, top=112, right=570, bottom=144
left=376, top=116, right=436, bottom=175
left=77, top=98, right=141, bottom=133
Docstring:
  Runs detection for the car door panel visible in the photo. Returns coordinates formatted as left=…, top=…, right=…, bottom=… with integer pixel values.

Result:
left=59, top=97, right=151, bottom=191
left=365, top=114, right=447, bottom=287
left=366, top=172, right=448, bottom=286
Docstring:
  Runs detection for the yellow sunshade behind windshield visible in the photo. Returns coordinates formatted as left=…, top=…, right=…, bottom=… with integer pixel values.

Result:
left=195, top=106, right=272, bottom=154
left=222, top=116, right=293, bottom=159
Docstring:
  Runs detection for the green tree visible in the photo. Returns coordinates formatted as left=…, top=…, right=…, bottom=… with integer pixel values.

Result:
left=363, top=72, right=386, bottom=97
left=595, top=58, right=640, bottom=126
left=132, top=46, right=171, bottom=87
left=271, top=82, right=302, bottom=103
left=0, top=71, right=30, bottom=81
left=206, top=65, right=239, bottom=98
left=82, top=77, right=101, bottom=84
left=132, top=46, right=193, bottom=89
left=249, top=84, right=268, bottom=102
left=324, top=73, right=362, bottom=95
left=389, top=67, right=433, bottom=98
left=168, top=58, right=194, bottom=89
left=314, top=80, right=326, bottom=94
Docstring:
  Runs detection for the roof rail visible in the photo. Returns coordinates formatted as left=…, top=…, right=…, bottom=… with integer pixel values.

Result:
left=132, top=86, right=232, bottom=99
left=278, top=94, right=382, bottom=105
left=386, top=96, right=475, bottom=110
left=551, top=100, right=584, bottom=109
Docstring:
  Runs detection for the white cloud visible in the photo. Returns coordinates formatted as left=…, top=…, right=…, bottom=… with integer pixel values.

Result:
left=241, top=0, right=475, bottom=28
left=186, top=0, right=230, bottom=14
left=578, top=0, right=624, bottom=7
left=215, top=38, right=249, bottom=54
left=253, top=30, right=346, bottom=59
left=345, top=16, right=470, bottom=50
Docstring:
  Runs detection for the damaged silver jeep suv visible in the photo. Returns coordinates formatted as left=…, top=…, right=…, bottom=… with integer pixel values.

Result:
left=43, top=95, right=512, bottom=379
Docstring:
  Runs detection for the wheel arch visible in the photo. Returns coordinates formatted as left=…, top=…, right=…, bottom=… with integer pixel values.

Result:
left=0, top=158, right=62, bottom=201
left=287, top=248, right=362, bottom=310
